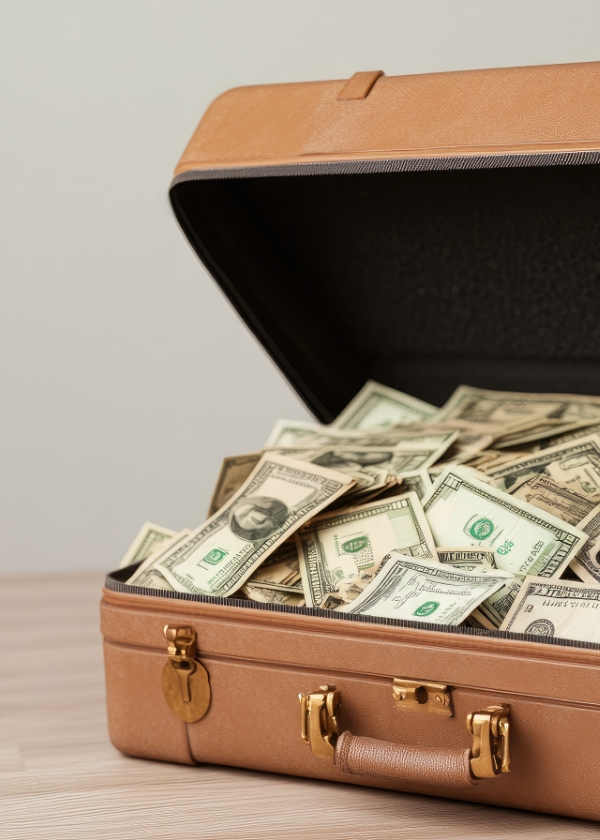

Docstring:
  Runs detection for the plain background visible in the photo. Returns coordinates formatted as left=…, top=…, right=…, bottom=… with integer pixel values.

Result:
left=3, top=1, right=600, bottom=574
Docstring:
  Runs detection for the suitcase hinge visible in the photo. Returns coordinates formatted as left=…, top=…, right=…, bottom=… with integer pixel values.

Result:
left=467, top=704, right=511, bottom=778
left=161, top=625, right=211, bottom=723
left=299, top=684, right=340, bottom=759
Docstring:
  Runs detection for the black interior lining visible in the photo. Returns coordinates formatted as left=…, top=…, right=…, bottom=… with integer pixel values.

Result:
left=171, top=158, right=600, bottom=420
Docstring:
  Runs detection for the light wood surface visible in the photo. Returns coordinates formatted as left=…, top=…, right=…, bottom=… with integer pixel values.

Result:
left=0, top=574, right=597, bottom=839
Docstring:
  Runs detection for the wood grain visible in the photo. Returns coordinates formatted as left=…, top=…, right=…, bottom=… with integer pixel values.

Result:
left=0, top=574, right=597, bottom=839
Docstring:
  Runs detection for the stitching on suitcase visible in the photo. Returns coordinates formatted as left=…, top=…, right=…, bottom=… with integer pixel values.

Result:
left=170, top=150, right=600, bottom=185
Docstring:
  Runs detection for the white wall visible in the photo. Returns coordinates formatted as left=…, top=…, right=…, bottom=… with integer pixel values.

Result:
left=2, top=0, right=600, bottom=573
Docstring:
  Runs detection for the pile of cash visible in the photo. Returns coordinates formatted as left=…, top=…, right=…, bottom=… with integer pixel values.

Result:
left=117, top=381, right=600, bottom=645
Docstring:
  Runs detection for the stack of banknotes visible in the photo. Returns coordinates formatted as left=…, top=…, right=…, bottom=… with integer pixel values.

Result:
left=117, top=381, right=600, bottom=645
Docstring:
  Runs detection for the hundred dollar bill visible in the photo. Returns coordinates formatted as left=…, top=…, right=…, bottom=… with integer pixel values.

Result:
left=509, top=473, right=596, bottom=525
left=331, top=380, right=436, bottom=430
left=436, top=385, right=600, bottom=431
left=128, top=530, right=191, bottom=590
left=436, top=547, right=497, bottom=572
left=569, top=505, right=600, bottom=584
left=144, top=454, right=355, bottom=597
left=471, top=577, right=524, bottom=630
left=422, top=467, right=587, bottom=578
left=118, top=521, right=177, bottom=569
left=297, top=492, right=436, bottom=607
left=208, top=453, right=261, bottom=516
left=340, top=553, right=512, bottom=623
left=500, top=577, right=600, bottom=642
left=487, top=434, right=600, bottom=501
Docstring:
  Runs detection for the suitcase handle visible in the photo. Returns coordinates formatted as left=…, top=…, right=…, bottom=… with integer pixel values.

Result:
left=299, top=685, right=510, bottom=785
left=335, top=731, right=476, bottom=788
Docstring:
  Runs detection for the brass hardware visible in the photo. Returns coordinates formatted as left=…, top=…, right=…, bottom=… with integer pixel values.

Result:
left=161, top=625, right=211, bottom=723
left=392, top=678, right=453, bottom=716
left=467, top=704, right=511, bottom=778
left=299, top=684, right=341, bottom=759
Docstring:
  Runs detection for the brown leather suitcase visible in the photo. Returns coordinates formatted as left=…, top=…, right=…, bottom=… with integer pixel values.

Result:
left=102, top=60, right=600, bottom=821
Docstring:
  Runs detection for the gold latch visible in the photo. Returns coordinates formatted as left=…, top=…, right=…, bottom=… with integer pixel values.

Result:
left=467, top=704, right=511, bottom=778
left=392, top=678, right=453, bottom=716
left=161, top=625, right=211, bottom=723
left=299, top=684, right=340, bottom=759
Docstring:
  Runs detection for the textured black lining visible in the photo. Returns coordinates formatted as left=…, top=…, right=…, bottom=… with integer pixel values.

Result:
left=170, top=149, right=600, bottom=185
left=105, top=570, right=600, bottom=653
left=170, top=151, right=600, bottom=420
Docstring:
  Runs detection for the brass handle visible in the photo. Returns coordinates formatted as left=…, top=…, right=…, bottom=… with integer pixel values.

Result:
left=299, top=685, right=510, bottom=782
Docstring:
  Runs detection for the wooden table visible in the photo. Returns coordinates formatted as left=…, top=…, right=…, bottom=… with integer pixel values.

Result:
left=1, top=574, right=597, bottom=839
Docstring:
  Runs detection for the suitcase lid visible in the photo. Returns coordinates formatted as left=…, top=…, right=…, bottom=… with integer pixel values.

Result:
left=169, top=61, right=600, bottom=422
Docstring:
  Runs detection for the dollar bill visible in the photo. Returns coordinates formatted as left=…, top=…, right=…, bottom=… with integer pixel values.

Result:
left=422, top=467, right=587, bottom=578
left=500, top=577, right=600, bottom=642
left=509, top=473, right=596, bottom=525
left=208, top=453, right=261, bottom=515
left=471, top=577, right=524, bottom=629
left=128, top=530, right=191, bottom=590
left=428, top=464, right=499, bottom=488
left=143, top=454, right=355, bottom=597
left=118, top=521, right=177, bottom=569
left=436, top=547, right=497, bottom=572
left=436, top=385, right=600, bottom=430
left=569, top=505, right=600, bottom=584
left=320, top=592, right=349, bottom=611
left=331, top=380, right=437, bottom=430
left=491, top=419, right=581, bottom=449
left=398, top=469, right=432, bottom=500
left=264, top=419, right=457, bottom=452
left=487, top=434, right=600, bottom=501
left=301, top=444, right=455, bottom=477
left=239, top=582, right=305, bottom=607
left=538, top=421, right=600, bottom=450
left=297, top=492, right=436, bottom=607
left=246, top=539, right=302, bottom=591
left=128, top=566, right=175, bottom=591
left=339, top=553, right=512, bottom=623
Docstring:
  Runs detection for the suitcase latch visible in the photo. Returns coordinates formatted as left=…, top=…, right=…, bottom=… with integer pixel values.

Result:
left=299, top=684, right=340, bottom=759
left=392, top=678, right=453, bottom=716
left=467, top=704, right=511, bottom=778
left=161, top=625, right=211, bottom=723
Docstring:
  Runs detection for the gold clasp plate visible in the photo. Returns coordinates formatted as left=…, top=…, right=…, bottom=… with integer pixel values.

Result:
left=161, top=625, right=211, bottom=723
left=467, top=704, right=511, bottom=778
left=392, top=678, right=453, bottom=716
left=299, top=684, right=340, bottom=759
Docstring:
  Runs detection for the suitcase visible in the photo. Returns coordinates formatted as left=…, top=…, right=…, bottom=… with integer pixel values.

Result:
left=102, top=60, right=600, bottom=821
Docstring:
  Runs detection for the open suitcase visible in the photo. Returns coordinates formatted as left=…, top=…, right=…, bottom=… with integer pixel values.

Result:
left=102, top=60, right=600, bottom=821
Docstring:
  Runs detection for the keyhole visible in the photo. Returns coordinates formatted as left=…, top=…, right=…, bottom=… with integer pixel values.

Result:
left=414, top=685, right=428, bottom=704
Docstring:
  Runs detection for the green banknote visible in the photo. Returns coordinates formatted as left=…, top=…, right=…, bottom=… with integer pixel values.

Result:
left=423, top=467, right=587, bottom=578
left=340, top=554, right=511, bottom=623
left=143, top=454, right=354, bottom=597
left=297, top=492, right=436, bottom=607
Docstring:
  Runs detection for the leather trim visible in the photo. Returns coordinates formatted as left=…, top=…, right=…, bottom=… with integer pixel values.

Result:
left=101, top=586, right=600, bottom=665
